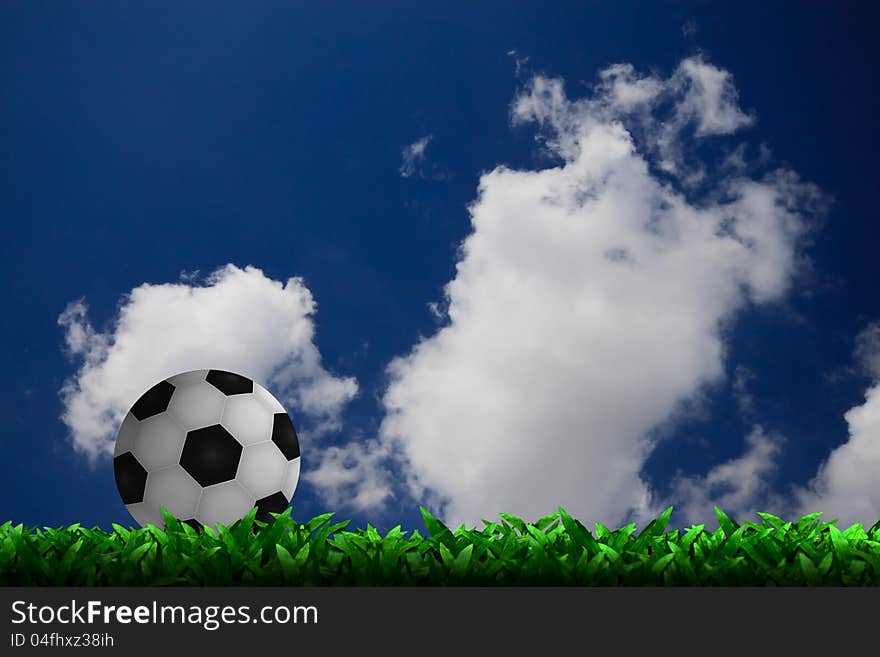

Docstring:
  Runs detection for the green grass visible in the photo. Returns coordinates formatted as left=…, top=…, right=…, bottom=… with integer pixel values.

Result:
left=2, top=506, right=880, bottom=585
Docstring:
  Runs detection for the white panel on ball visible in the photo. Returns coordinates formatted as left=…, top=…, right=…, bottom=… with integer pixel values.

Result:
left=253, top=383, right=286, bottom=414
left=166, top=369, right=209, bottom=388
left=125, top=502, right=164, bottom=528
left=237, top=441, right=287, bottom=500
left=281, top=457, right=301, bottom=501
left=130, top=413, right=187, bottom=471
left=196, top=480, right=255, bottom=527
left=114, top=414, right=139, bottom=457
left=144, top=466, right=202, bottom=521
left=166, top=380, right=226, bottom=430
left=221, top=394, right=273, bottom=445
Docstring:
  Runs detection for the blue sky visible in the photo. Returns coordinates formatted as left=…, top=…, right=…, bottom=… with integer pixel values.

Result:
left=2, top=2, right=879, bottom=534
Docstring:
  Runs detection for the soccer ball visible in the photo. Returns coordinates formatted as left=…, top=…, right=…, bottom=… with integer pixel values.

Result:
left=113, top=369, right=301, bottom=529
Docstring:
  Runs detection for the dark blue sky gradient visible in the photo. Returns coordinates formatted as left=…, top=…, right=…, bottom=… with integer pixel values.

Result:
left=1, top=2, right=878, bottom=532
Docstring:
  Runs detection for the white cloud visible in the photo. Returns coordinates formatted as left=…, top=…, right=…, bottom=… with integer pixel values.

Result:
left=647, top=57, right=754, bottom=179
left=598, top=63, right=663, bottom=112
left=673, top=57, right=754, bottom=137
left=668, top=426, right=787, bottom=529
left=58, top=264, right=358, bottom=462
left=722, top=144, right=749, bottom=173
left=399, top=135, right=433, bottom=178
left=792, top=322, right=880, bottom=529
left=513, top=56, right=755, bottom=181
left=304, top=438, right=394, bottom=512
left=342, top=57, right=822, bottom=529
left=855, top=321, right=880, bottom=379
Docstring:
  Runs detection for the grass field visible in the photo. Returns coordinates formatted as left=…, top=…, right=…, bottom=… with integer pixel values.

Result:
left=2, top=506, right=879, bottom=585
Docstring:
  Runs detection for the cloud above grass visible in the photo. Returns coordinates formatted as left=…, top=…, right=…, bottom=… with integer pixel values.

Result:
left=58, top=264, right=358, bottom=462
left=668, top=425, right=788, bottom=530
left=303, top=436, right=393, bottom=512
left=319, top=56, right=823, bottom=529
left=791, top=321, right=880, bottom=529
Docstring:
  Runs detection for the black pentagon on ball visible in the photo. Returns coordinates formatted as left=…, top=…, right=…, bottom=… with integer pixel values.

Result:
left=255, top=491, right=290, bottom=524
left=130, top=380, right=175, bottom=421
left=271, top=413, right=300, bottom=460
left=114, top=452, right=148, bottom=505
left=206, top=369, right=253, bottom=396
left=179, top=424, right=243, bottom=487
